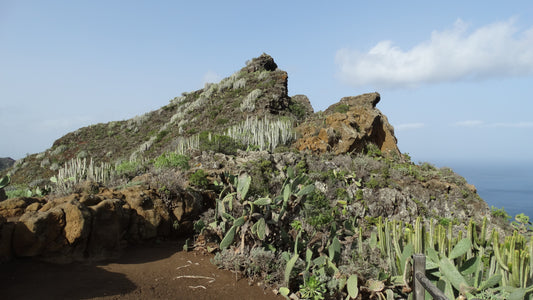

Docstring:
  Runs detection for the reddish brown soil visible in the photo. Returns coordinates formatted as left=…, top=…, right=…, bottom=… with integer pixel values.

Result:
left=0, top=241, right=282, bottom=300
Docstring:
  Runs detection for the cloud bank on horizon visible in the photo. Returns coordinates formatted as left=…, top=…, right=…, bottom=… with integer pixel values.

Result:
left=336, top=18, right=533, bottom=88
left=454, top=120, right=533, bottom=128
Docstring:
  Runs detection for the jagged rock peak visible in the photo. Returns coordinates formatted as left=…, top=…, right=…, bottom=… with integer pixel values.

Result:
left=325, top=92, right=380, bottom=113
left=244, top=53, right=278, bottom=73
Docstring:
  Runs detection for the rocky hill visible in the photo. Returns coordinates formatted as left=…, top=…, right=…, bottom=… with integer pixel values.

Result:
left=0, top=54, right=513, bottom=298
left=0, top=158, right=15, bottom=172
left=5, top=54, right=309, bottom=186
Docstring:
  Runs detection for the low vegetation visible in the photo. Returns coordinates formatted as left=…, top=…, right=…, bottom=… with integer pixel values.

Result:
left=188, top=163, right=530, bottom=299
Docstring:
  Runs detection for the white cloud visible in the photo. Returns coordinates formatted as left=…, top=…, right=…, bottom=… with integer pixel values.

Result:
left=488, top=122, right=533, bottom=128
left=202, top=70, right=222, bottom=85
left=453, top=120, right=533, bottom=128
left=336, top=18, right=533, bottom=88
left=453, top=120, right=485, bottom=127
left=395, top=123, right=425, bottom=131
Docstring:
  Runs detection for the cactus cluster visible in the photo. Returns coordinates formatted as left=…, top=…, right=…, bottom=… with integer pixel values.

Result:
left=211, top=167, right=314, bottom=252
left=170, top=116, right=295, bottom=155
left=50, top=158, right=112, bottom=194
left=203, top=167, right=533, bottom=299
left=372, top=216, right=533, bottom=299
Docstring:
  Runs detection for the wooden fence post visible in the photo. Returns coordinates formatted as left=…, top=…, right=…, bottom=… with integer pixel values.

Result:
left=412, top=253, right=449, bottom=300
left=413, top=254, right=426, bottom=300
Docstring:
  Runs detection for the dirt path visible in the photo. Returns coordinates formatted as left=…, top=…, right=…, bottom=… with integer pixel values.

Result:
left=0, top=241, right=281, bottom=300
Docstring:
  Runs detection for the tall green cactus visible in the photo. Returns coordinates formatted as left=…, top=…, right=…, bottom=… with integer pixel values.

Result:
left=371, top=215, right=533, bottom=299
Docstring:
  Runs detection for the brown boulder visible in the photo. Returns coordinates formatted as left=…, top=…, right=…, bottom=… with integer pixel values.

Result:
left=2, top=184, right=210, bottom=262
left=172, top=190, right=206, bottom=222
left=0, top=197, right=46, bottom=219
left=121, top=186, right=171, bottom=240
left=12, top=207, right=66, bottom=257
left=63, top=200, right=92, bottom=253
left=294, top=93, right=400, bottom=156
left=86, top=198, right=130, bottom=259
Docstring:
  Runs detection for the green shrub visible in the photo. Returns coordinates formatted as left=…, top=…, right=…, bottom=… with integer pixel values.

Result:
left=490, top=206, right=510, bottom=221
left=244, top=159, right=274, bottom=197
left=115, top=160, right=146, bottom=178
left=365, top=143, right=382, bottom=158
left=295, top=159, right=308, bottom=176
left=304, top=190, right=334, bottom=230
left=273, top=145, right=293, bottom=153
left=199, top=131, right=245, bottom=155
left=299, top=275, right=327, bottom=300
left=289, top=101, right=307, bottom=120
left=189, top=169, right=209, bottom=188
left=334, top=104, right=350, bottom=114
left=154, top=152, right=190, bottom=170
left=155, top=129, right=170, bottom=143
left=215, top=118, right=229, bottom=125
left=438, top=217, right=452, bottom=226
left=335, top=188, right=349, bottom=200
left=5, top=188, right=28, bottom=199
left=355, top=189, right=364, bottom=201
left=365, top=176, right=380, bottom=189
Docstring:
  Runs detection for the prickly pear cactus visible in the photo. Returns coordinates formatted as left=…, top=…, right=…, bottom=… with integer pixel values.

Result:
left=0, top=175, right=9, bottom=201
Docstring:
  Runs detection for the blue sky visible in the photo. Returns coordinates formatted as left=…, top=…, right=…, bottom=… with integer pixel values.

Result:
left=1, top=1, right=533, bottom=165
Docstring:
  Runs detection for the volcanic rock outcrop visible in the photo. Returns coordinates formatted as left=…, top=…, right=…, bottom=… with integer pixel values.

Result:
left=0, top=183, right=210, bottom=262
left=293, top=92, right=400, bottom=155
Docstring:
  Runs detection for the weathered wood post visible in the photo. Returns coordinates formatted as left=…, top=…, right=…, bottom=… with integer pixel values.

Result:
left=413, top=254, right=426, bottom=300
left=413, top=254, right=448, bottom=300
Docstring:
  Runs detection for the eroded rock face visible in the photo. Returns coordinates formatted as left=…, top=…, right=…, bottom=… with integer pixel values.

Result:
left=293, top=93, right=400, bottom=156
left=243, top=54, right=291, bottom=115
left=86, top=198, right=130, bottom=260
left=0, top=184, right=210, bottom=262
left=0, top=197, right=46, bottom=219
left=13, top=207, right=66, bottom=257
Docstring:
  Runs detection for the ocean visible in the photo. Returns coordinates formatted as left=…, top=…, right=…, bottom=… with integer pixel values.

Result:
left=435, top=160, right=533, bottom=221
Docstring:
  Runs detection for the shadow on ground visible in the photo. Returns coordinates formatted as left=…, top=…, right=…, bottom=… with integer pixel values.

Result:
left=0, top=240, right=280, bottom=300
left=0, top=240, right=180, bottom=299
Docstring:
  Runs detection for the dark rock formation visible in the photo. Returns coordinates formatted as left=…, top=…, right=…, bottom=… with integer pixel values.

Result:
left=244, top=53, right=278, bottom=73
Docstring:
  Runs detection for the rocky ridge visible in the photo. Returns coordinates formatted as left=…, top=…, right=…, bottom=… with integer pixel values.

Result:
left=0, top=54, right=508, bottom=264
